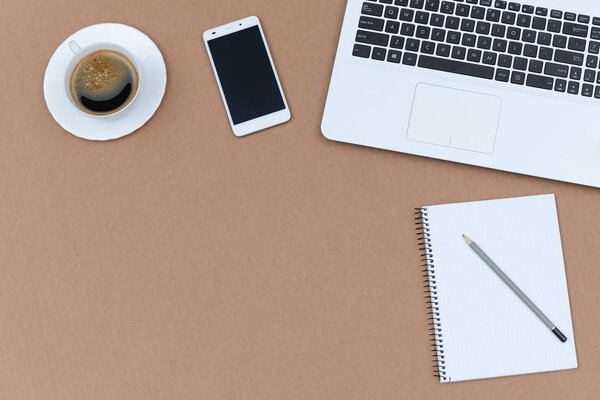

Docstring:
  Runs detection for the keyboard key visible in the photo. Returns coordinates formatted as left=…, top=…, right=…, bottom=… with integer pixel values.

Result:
left=416, top=25, right=431, bottom=38
left=555, top=79, right=567, bottom=92
left=401, top=23, right=416, bottom=36
left=523, top=44, right=538, bottom=57
left=537, top=32, right=551, bottom=45
left=535, top=8, right=548, bottom=17
left=385, top=6, right=400, bottom=19
left=456, top=4, right=470, bottom=17
left=436, top=43, right=451, bottom=57
left=356, top=30, right=390, bottom=46
left=582, top=83, right=593, bottom=97
left=495, top=1, right=507, bottom=9
left=461, top=19, right=476, bottom=32
left=513, top=57, right=527, bottom=70
left=568, top=81, right=579, bottom=94
left=381, top=0, right=393, bottom=3
left=446, top=16, right=460, bottom=29
left=532, top=17, right=546, bottom=30
left=517, top=14, right=531, bottom=27
left=359, top=16, right=385, bottom=31
left=487, top=9, right=501, bottom=22
left=390, top=35, right=405, bottom=49
left=431, top=14, right=445, bottom=26
left=467, top=48, right=482, bottom=62
left=425, top=0, right=440, bottom=11
left=526, top=74, right=553, bottom=89
left=591, top=27, right=600, bottom=40
left=480, top=0, right=492, bottom=6
left=387, top=49, right=402, bottom=63
left=372, top=47, right=387, bottom=60
left=492, top=24, right=507, bottom=37
left=395, top=0, right=409, bottom=4
left=521, top=5, right=534, bottom=14
left=362, top=2, right=384, bottom=16
left=544, top=62, right=569, bottom=78
left=452, top=46, right=467, bottom=59
left=482, top=51, right=497, bottom=64
left=522, top=29, right=536, bottom=42
left=421, top=40, right=436, bottom=53
left=472, top=6, right=486, bottom=20
left=594, top=17, right=600, bottom=26
left=578, top=15, right=590, bottom=24
left=495, top=68, right=510, bottom=81
left=547, top=20, right=561, bottom=33
left=589, top=41, right=600, bottom=54
left=501, top=11, right=516, bottom=25
left=498, top=54, right=513, bottom=67
left=415, top=11, right=430, bottom=24
left=584, top=69, right=596, bottom=83
left=568, top=37, right=586, bottom=52
left=507, top=26, right=521, bottom=40
left=410, top=0, right=424, bottom=9
left=432, top=28, right=446, bottom=41
left=562, top=22, right=588, bottom=38
left=552, top=35, right=567, bottom=48
left=476, top=21, right=491, bottom=35
left=400, top=9, right=415, bottom=21
left=587, top=55, right=598, bottom=68
left=508, top=2, right=520, bottom=12
left=462, top=33, right=477, bottom=47
left=352, top=44, right=371, bottom=58
left=477, top=36, right=493, bottom=49
left=564, top=13, right=576, bottom=22
left=570, top=67, right=582, bottom=80
left=440, top=1, right=454, bottom=14
left=493, top=38, right=508, bottom=52
left=406, top=38, right=420, bottom=51
left=508, top=41, right=523, bottom=54
left=418, top=55, right=495, bottom=78
left=595, top=86, right=600, bottom=99
left=550, top=10, right=562, bottom=19
left=539, top=47, right=553, bottom=60
left=555, top=49, right=584, bottom=66
left=528, top=59, right=543, bottom=73
left=386, top=20, right=400, bottom=33
left=403, top=52, right=418, bottom=65
left=447, top=31, right=461, bottom=44
left=511, top=71, right=526, bottom=84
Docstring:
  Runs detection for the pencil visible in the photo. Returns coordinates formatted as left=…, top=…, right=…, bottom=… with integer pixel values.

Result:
left=462, top=234, right=567, bottom=343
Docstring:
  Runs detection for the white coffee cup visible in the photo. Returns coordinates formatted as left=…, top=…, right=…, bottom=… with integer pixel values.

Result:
left=65, top=40, right=143, bottom=118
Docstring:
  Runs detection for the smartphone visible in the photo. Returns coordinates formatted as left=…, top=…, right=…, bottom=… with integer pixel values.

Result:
left=203, top=16, right=291, bottom=137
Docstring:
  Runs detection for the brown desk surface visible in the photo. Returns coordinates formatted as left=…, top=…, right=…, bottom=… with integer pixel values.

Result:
left=1, top=0, right=599, bottom=398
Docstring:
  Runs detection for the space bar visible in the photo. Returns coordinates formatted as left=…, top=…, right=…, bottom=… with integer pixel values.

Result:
left=418, top=55, right=495, bottom=80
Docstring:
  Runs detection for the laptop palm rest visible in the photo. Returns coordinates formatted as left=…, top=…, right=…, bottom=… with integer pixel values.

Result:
left=407, top=83, right=502, bottom=154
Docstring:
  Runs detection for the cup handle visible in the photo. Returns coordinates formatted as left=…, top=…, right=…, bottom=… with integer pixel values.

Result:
left=68, top=40, right=81, bottom=54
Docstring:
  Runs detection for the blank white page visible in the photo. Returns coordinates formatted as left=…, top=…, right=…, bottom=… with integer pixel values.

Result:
left=424, top=194, right=577, bottom=383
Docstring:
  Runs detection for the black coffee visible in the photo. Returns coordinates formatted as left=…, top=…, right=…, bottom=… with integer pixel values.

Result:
left=70, top=49, right=138, bottom=115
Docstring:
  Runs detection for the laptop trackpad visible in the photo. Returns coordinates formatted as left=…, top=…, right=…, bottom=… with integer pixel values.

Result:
left=407, top=83, right=502, bottom=154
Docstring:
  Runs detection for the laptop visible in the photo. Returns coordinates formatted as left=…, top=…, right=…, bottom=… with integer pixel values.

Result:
left=322, top=0, right=600, bottom=188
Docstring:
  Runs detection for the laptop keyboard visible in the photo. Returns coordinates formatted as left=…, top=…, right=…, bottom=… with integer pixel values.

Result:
left=353, top=0, right=600, bottom=99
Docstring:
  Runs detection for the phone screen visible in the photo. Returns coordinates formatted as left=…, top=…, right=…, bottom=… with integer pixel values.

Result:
left=208, top=26, right=285, bottom=125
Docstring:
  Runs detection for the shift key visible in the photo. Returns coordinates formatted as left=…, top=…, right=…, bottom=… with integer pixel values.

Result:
left=554, top=49, right=584, bottom=66
left=356, top=30, right=390, bottom=46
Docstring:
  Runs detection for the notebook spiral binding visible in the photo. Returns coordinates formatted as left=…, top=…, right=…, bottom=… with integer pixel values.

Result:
left=415, top=208, right=448, bottom=382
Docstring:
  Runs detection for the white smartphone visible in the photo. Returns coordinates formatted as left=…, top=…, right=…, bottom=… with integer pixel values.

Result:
left=203, top=16, right=291, bottom=137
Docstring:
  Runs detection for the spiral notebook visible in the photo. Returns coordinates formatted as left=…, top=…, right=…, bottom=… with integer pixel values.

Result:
left=415, top=194, right=577, bottom=383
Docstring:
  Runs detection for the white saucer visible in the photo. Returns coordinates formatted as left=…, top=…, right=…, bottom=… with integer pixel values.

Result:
left=44, top=23, right=167, bottom=141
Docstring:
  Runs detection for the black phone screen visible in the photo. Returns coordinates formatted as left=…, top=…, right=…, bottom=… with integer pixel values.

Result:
left=208, top=26, right=285, bottom=125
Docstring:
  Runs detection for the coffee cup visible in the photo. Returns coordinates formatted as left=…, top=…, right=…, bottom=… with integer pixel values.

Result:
left=65, top=41, right=142, bottom=117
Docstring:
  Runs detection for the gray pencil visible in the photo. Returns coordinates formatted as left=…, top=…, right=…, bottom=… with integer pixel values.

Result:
left=462, top=235, right=567, bottom=343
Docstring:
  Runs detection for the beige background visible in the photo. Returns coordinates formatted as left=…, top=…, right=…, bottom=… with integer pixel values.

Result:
left=1, top=0, right=599, bottom=398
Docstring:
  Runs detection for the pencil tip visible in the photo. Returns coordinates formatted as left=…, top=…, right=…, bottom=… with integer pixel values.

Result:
left=462, top=234, right=473, bottom=245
